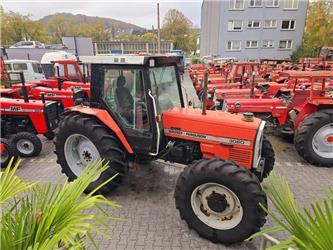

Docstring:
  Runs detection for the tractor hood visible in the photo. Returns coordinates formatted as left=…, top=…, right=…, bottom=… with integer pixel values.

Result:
left=162, top=108, right=261, bottom=147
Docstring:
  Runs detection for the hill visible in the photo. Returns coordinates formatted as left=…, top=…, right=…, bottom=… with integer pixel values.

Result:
left=38, top=13, right=146, bottom=35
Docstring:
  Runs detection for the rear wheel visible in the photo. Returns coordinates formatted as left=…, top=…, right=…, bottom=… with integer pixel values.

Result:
left=0, top=138, right=18, bottom=168
left=295, top=110, right=333, bottom=167
left=12, top=132, right=42, bottom=157
left=175, top=158, right=267, bottom=244
left=54, top=113, right=128, bottom=193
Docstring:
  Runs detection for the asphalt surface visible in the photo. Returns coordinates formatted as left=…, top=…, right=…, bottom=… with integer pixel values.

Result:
left=15, top=74, right=333, bottom=250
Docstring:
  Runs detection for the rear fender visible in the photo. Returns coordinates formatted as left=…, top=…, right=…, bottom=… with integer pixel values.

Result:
left=294, top=103, right=318, bottom=129
left=69, top=106, right=134, bottom=154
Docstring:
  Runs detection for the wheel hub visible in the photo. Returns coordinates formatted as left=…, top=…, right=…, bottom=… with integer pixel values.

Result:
left=17, top=139, right=34, bottom=154
left=312, top=123, right=333, bottom=159
left=206, top=191, right=229, bottom=213
left=191, top=183, right=243, bottom=230
left=64, top=134, right=101, bottom=177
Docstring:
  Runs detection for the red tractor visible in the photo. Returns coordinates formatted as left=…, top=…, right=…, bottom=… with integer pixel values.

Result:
left=224, top=71, right=333, bottom=167
left=1, top=89, right=63, bottom=157
left=54, top=55, right=275, bottom=244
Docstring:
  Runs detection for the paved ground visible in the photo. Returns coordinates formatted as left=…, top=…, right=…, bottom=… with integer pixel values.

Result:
left=14, top=74, right=333, bottom=249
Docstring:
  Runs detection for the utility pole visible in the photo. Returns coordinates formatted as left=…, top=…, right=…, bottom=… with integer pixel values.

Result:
left=157, top=2, right=161, bottom=54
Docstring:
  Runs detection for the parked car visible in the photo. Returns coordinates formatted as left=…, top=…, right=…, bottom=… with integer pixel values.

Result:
left=4, top=59, right=45, bottom=82
left=10, top=41, right=45, bottom=49
left=45, top=44, right=68, bottom=50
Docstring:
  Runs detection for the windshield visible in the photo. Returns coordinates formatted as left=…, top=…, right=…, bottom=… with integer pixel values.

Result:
left=149, top=65, right=182, bottom=114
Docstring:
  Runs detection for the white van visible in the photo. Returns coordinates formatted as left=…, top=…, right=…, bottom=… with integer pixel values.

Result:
left=4, top=59, right=45, bottom=82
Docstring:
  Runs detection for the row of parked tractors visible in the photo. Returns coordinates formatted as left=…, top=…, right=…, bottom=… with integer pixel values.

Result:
left=188, top=59, right=333, bottom=167
left=0, top=54, right=331, bottom=245
left=0, top=58, right=90, bottom=166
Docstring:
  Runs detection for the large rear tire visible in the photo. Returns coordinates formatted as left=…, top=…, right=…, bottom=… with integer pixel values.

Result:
left=175, top=158, right=267, bottom=244
left=294, top=109, right=333, bottom=167
left=54, top=113, right=128, bottom=193
left=12, top=132, right=42, bottom=157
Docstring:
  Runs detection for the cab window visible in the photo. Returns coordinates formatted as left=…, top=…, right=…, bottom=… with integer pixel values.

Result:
left=13, top=63, right=28, bottom=71
left=103, top=68, right=149, bottom=131
left=149, top=65, right=181, bottom=114
left=4, top=64, right=12, bottom=71
left=32, top=63, right=43, bottom=73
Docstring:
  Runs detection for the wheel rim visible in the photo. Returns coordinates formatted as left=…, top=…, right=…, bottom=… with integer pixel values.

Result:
left=64, top=134, right=101, bottom=177
left=190, top=182, right=243, bottom=230
left=312, top=123, right=333, bottom=159
left=1, top=149, right=9, bottom=164
left=17, top=139, right=34, bottom=155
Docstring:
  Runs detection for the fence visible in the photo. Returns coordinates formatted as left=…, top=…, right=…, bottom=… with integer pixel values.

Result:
left=93, top=41, right=174, bottom=55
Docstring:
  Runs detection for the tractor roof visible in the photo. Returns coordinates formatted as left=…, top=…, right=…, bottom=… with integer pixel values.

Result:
left=280, top=71, right=333, bottom=79
left=79, top=55, right=181, bottom=65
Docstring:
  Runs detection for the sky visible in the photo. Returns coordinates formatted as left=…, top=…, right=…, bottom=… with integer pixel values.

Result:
left=1, top=0, right=203, bottom=29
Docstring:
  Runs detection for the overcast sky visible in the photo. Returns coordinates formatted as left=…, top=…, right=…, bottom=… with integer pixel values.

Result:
left=1, top=0, right=203, bottom=29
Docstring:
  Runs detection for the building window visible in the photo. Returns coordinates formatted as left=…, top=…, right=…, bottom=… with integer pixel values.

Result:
left=266, top=0, right=279, bottom=7
left=264, top=20, right=277, bottom=28
left=281, top=20, right=295, bottom=30
left=248, top=20, right=261, bottom=28
left=246, top=40, right=259, bottom=48
left=226, top=41, right=241, bottom=51
left=284, top=0, right=298, bottom=9
left=227, top=20, right=243, bottom=31
left=229, top=0, right=245, bottom=9
left=262, top=40, right=274, bottom=48
left=249, top=0, right=262, bottom=7
left=279, top=40, right=292, bottom=49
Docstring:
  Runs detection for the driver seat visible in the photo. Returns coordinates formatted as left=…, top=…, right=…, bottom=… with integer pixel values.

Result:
left=115, top=75, right=134, bottom=110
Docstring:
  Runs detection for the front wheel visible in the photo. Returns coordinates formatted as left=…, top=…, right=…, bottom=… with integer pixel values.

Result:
left=54, top=113, right=128, bottom=193
left=294, top=109, right=333, bottom=167
left=12, top=132, right=42, bottom=157
left=175, top=158, right=267, bottom=244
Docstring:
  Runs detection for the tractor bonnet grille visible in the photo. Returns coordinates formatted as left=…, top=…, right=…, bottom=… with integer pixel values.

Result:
left=229, top=149, right=251, bottom=166
left=44, top=102, right=63, bottom=130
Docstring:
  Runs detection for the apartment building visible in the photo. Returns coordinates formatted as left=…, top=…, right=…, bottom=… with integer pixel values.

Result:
left=200, top=0, right=309, bottom=60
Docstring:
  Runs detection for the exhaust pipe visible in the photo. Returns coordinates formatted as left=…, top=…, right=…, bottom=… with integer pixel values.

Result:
left=20, top=73, right=29, bottom=103
left=202, top=70, right=208, bottom=115
left=56, top=66, right=62, bottom=90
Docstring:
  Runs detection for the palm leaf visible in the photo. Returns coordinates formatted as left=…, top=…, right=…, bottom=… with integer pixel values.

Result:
left=250, top=172, right=333, bottom=250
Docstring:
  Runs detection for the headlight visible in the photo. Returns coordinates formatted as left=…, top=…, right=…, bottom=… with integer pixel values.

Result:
left=252, top=121, right=265, bottom=169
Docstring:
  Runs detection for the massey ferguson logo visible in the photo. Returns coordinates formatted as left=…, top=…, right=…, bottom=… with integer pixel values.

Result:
left=45, top=93, right=57, bottom=97
left=73, top=86, right=82, bottom=90
left=9, top=106, right=22, bottom=111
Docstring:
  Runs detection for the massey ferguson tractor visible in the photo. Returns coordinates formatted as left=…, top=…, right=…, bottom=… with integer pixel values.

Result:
left=224, top=71, right=333, bottom=167
left=1, top=89, right=64, bottom=157
left=54, top=55, right=275, bottom=244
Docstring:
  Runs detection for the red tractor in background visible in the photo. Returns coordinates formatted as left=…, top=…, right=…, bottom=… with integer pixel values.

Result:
left=1, top=81, right=64, bottom=157
left=224, top=71, right=333, bottom=167
left=54, top=55, right=275, bottom=244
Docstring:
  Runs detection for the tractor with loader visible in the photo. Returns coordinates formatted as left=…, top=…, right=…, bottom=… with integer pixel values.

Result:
left=54, top=55, right=275, bottom=244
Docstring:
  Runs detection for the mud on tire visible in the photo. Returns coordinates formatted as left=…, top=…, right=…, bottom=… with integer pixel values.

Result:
left=175, top=158, right=267, bottom=244
left=54, top=113, right=128, bottom=193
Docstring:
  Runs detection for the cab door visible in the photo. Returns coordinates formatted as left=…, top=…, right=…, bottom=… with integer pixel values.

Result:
left=100, top=65, right=156, bottom=154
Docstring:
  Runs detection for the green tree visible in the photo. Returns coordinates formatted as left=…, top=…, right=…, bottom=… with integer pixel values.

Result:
left=292, top=0, right=333, bottom=61
left=161, top=9, right=196, bottom=52
left=116, top=32, right=140, bottom=41
left=47, top=15, right=76, bottom=43
left=140, top=32, right=157, bottom=42
left=0, top=8, right=48, bottom=46
left=77, top=21, right=109, bottom=42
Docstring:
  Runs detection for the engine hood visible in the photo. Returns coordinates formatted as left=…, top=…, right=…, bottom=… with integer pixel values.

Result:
left=162, top=108, right=261, bottom=147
